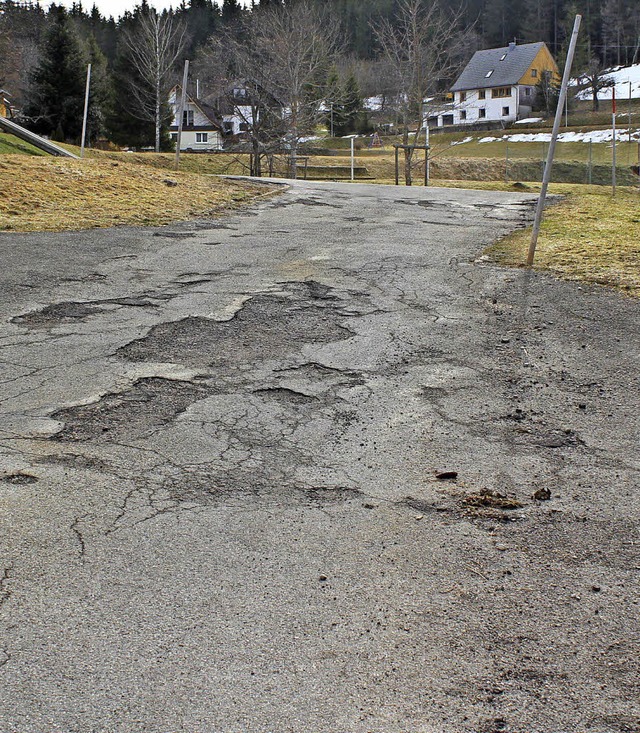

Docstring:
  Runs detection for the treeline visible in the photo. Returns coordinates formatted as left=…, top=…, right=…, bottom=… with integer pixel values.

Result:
left=0, top=0, right=637, bottom=148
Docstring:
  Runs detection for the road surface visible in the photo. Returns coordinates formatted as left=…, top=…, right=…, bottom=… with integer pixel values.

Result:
left=0, top=180, right=638, bottom=733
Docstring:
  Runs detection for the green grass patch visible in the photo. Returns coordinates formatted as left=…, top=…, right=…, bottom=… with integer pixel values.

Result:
left=0, top=132, right=48, bottom=156
left=487, top=184, right=640, bottom=296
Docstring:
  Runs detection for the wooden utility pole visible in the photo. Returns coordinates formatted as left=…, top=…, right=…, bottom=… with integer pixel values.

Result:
left=527, top=15, right=581, bottom=267
left=175, top=59, right=190, bottom=171
left=80, top=64, right=91, bottom=158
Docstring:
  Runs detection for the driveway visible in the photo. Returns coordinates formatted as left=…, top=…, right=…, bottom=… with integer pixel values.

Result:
left=0, top=180, right=638, bottom=733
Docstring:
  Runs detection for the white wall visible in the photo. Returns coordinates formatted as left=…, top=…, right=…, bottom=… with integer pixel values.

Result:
left=171, top=129, right=222, bottom=151
left=451, top=87, right=519, bottom=124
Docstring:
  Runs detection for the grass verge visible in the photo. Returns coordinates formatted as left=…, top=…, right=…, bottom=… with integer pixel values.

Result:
left=487, top=184, right=640, bottom=297
left=0, top=155, right=278, bottom=232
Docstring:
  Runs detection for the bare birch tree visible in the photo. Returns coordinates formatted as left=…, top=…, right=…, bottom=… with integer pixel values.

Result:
left=375, top=0, right=471, bottom=185
left=123, top=10, right=187, bottom=152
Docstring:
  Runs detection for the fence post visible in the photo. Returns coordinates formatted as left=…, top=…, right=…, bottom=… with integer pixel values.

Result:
left=505, top=140, right=509, bottom=183
left=394, top=145, right=399, bottom=186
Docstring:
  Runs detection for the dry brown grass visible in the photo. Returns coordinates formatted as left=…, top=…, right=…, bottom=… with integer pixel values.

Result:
left=488, top=184, right=640, bottom=296
left=0, top=155, right=276, bottom=232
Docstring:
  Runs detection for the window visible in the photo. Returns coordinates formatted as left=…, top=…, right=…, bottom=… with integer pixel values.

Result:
left=502, top=106, right=510, bottom=116
left=531, top=69, right=538, bottom=77
left=239, top=122, right=249, bottom=132
left=524, top=87, right=532, bottom=96
left=485, top=70, right=494, bottom=78
left=459, top=91, right=466, bottom=102
left=478, top=90, right=486, bottom=100
left=182, top=109, right=194, bottom=126
left=223, top=121, right=234, bottom=135
left=478, top=108, right=486, bottom=118
left=460, top=110, right=467, bottom=120
left=492, top=86, right=511, bottom=98
left=171, top=133, right=178, bottom=141
left=196, top=132, right=208, bottom=143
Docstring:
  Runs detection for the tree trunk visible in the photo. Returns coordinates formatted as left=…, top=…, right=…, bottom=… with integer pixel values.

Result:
left=155, top=72, right=161, bottom=153
left=402, top=124, right=413, bottom=186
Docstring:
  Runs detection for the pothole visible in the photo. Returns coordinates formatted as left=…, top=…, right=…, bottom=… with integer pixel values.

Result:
left=1, top=473, right=39, bottom=485
left=253, top=387, right=318, bottom=405
left=275, top=362, right=366, bottom=388
left=301, top=485, right=363, bottom=505
left=117, top=281, right=356, bottom=368
left=51, top=377, right=216, bottom=443
left=12, top=301, right=105, bottom=327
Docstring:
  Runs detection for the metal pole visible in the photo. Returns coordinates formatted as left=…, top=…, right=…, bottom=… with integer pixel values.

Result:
left=629, top=80, right=633, bottom=145
left=175, top=59, right=190, bottom=171
left=612, top=86, right=616, bottom=195
left=528, top=15, right=581, bottom=266
left=80, top=63, right=91, bottom=158
left=395, top=146, right=399, bottom=185
left=350, top=137, right=355, bottom=181
left=425, top=124, right=430, bottom=186
left=505, top=140, right=509, bottom=183
left=587, top=140, right=592, bottom=184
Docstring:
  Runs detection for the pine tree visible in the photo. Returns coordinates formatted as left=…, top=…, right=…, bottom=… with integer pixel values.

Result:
left=342, top=72, right=362, bottom=135
left=84, top=33, right=111, bottom=144
left=24, top=5, right=87, bottom=141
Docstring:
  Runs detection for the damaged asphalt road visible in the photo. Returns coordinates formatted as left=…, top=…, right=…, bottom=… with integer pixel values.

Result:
left=0, top=180, right=638, bottom=733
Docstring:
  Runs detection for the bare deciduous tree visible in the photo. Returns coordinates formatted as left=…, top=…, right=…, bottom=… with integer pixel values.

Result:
left=577, top=58, right=615, bottom=112
left=123, top=10, right=187, bottom=152
left=198, top=28, right=287, bottom=177
left=249, top=1, right=342, bottom=177
left=375, top=0, right=472, bottom=185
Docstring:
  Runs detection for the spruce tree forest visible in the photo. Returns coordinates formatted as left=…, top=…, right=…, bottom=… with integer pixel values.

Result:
left=0, top=0, right=638, bottom=148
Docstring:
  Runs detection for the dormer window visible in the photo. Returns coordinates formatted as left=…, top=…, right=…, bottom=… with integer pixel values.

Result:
left=485, top=70, right=494, bottom=78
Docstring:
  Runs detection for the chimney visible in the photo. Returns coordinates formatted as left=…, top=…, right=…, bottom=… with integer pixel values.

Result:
left=509, top=40, right=517, bottom=51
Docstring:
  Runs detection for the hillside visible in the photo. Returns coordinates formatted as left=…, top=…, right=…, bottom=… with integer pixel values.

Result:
left=0, top=155, right=276, bottom=232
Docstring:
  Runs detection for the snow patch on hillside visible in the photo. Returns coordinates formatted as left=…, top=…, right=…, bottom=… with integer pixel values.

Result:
left=480, top=128, right=639, bottom=144
left=574, top=63, right=640, bottom=101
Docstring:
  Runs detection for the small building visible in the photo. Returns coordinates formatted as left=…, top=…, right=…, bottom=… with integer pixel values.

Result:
left=168, top=87, right=223, bottom=151
left=436, top=41, right=559, bottom=127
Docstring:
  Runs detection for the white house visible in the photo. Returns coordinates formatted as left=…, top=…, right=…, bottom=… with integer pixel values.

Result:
left=209, top=79, right=285, bottom=140
left=432, top=41, right=559, bottom=127
left=168, top=87, right=223, bottom=151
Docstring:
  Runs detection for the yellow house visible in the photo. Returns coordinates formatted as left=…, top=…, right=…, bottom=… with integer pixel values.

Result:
left=439, top=42, right=559, bottom=127
left=0, top=90, right=10, bottom=118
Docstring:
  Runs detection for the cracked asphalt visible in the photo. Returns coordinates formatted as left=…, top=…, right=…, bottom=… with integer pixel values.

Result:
left=0, top=180, right=638, bottom=733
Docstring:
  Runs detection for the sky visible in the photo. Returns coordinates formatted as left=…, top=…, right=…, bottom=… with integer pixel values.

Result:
left=49, top=1, right=249, bottom=20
